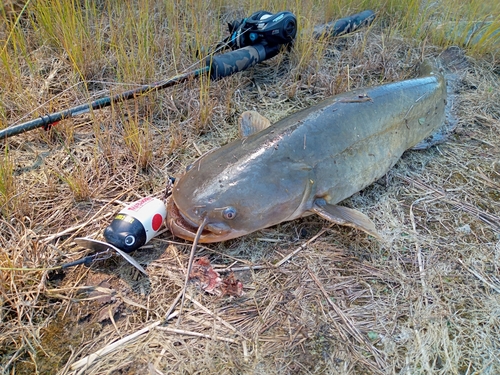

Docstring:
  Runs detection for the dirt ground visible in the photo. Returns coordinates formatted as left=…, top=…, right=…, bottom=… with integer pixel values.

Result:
left=1, top=8, right=499, bottom=375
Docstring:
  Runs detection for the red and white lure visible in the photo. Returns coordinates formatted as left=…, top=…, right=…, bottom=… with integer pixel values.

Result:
left=103, top=197, right=167, bottom=253
left=75, top=197, right=167, bottom=275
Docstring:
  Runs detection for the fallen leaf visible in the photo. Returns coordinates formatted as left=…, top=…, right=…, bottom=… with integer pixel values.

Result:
left=189, top=257, right=222, bottom=295
left=221, top=272, right=244, bottom=297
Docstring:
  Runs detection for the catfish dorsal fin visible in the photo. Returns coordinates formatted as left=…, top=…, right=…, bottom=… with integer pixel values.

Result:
left=238, top=110, right=272, bottom=138
left=312, top=199, right=382, bottom=240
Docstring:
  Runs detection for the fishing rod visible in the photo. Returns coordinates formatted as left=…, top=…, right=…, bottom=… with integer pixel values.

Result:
left=0, top=10, right=376, bottom=140
left=0, top=9, right=377, bottom=140
left=0, top=10, right=297, bottom=139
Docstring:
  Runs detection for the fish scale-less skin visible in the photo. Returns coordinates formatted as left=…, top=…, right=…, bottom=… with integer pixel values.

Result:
left=169, top=68, right=446, bottom=242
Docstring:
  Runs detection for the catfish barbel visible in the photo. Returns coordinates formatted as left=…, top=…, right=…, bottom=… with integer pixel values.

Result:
left=166, top=61, right=447, bottom=242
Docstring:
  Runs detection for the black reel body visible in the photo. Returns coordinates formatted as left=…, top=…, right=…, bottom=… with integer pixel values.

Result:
left=228, top=11, right=297, bottom=49
left=207, top=10, right=297, bottom=80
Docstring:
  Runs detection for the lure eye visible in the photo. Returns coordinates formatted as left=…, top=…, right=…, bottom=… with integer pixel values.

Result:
left=222, top=206, right=237, bottom=220
left=124, top=235, right=136, bottom=246
left=186, top=164, right=193, bottom=172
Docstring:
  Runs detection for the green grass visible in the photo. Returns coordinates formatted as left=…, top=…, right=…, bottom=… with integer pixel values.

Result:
left=1, top=0, right=498, bottom=126
left=0, top=146, right=15, bottom=217
left=0, top=0, right=496, bottom=126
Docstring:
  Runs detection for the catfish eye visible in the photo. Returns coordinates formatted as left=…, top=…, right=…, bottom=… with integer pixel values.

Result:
left=223, top=206, right=237, bottom=220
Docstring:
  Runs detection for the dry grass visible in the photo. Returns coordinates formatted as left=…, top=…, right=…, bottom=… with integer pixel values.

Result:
left=1, top=0, right=500, bottom=374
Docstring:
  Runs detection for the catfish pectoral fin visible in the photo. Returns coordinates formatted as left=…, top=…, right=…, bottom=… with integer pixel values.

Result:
left=312, top=200, right=381, bottom=239
left=238, top=110, right=272, bottom=138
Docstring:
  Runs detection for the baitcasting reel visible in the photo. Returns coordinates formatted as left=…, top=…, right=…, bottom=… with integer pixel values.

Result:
left=223, top=10, right=297, bottom=50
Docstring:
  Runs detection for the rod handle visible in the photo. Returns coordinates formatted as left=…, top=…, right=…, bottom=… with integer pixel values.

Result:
left=313, top=10, right=376, bottom=38
left=207, top=44, right=281, bottom=80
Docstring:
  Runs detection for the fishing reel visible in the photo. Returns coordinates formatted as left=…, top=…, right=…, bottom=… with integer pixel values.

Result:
left=224, top=10, right=297, bottom=50
left=206, top=10, right=296, bottom=80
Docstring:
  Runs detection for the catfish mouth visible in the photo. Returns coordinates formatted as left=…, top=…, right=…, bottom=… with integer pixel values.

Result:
left=166, top=196, right=240, bottom=243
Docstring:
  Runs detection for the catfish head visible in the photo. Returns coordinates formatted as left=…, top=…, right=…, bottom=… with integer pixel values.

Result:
left=166, top=136, right=314, bottom=243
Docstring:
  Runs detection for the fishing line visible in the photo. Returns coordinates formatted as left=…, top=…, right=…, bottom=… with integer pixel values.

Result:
left=10, top=81, right=93, bottom=127
left=10, top=24, right=252, bottom=128
left=5, top=5, right=241, bottom=129
left=10, top=79, right=156, bottom=127
left=0, top=26, right=259, bottom=138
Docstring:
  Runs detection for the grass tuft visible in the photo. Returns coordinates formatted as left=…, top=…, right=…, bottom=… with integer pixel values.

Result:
left=0, top=147, right=16, bottom=217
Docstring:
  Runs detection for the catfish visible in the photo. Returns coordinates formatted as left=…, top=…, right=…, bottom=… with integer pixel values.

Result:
left=166, top=61, right=447, bottom=242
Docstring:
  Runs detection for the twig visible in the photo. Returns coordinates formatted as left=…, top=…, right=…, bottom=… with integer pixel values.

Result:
left=184, top=293, right=248, bottom=339
left=217, top=265, right=269, bottom=273
left=42, top=212, right=113, bottom=244
left=458, top=259, right=500, bottom=294
left=192, top=141, right=203, bottom=156
left=177, top=217, right=208, bottom=326
left=0, top=266, right=60, bottom=271
left=242, top=341, right=249, bottom=363
left=148, top=263, right=269, bottom=274
left=155, top=326, right=237, bottom=343
left=409, top=197, right=431, bottom=304
left=163, top=289, right=183, bottom=323
left=308, top=269, right=385, bottom=372
left=70, top=312, right=178, bottom=372
left=275, top=224, right=334, bottom=267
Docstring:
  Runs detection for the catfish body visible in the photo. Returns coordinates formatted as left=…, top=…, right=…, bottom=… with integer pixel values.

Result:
left=167, top=66, right=447, bottom=242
